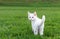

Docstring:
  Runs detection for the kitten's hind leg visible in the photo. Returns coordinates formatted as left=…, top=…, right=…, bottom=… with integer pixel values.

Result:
left=39, top=23, right=44, bottom=36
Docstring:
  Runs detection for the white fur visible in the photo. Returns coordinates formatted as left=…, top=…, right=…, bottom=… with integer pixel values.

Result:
left=28, top=11, right=45, bottom=36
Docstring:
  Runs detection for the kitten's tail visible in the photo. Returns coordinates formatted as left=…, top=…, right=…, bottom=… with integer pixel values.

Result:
left=42, top=15, right=45, bottom=22
left=40, top=15, right=45, bottom=25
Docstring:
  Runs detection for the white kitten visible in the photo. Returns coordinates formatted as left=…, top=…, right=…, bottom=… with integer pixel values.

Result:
left=28, top=11, right=45, bottom=36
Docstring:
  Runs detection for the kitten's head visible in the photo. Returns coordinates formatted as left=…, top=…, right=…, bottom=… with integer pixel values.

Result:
left=28, top=11, right=37, bottom=21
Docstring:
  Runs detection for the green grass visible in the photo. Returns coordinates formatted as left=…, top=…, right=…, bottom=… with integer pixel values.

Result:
left=0, top=0, right=60, bottom=7
left=0, top=6, right=60, bottom=39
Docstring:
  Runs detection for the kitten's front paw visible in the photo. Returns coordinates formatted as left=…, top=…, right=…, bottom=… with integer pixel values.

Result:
left=40, top=33, right=43, bottom=36
left=34, top=31, right=38, bottom=35
left=34, top=33, right=38, bottom=35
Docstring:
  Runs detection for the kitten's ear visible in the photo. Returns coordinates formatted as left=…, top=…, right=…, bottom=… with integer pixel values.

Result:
left=34, top=11, right=37, bottom=16
left=28, top=11, right=30, bottom=15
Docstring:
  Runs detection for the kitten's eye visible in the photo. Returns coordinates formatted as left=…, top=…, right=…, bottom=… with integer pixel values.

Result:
left=29, top=17, right=31, bottom=18
left=32, top=17, right=34, bottom=18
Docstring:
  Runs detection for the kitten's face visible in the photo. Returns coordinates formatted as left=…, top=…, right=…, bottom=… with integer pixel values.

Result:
left=28, top=11, right=37, bottom=21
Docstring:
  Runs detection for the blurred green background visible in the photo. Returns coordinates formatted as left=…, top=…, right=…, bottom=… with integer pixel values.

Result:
left=0, top=0, right=60, bottom=7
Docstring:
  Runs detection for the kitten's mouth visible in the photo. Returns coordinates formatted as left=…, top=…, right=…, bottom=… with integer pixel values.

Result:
left=29, top=19, right=34, bottom=21
left=31, top=20, right=34, bottom=21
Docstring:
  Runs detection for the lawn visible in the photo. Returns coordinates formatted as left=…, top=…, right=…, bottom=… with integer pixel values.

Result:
left=0, top=6, right=60, bottom=39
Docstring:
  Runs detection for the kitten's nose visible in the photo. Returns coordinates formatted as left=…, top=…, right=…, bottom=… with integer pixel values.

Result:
left=31, top=19, right=32, bottom=20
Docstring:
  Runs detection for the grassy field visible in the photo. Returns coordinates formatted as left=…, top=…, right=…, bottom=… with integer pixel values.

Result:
left=0, top=0, right=60, bottom=7
left=0, top=6, right=60, bottom=39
